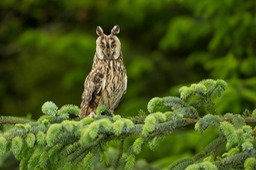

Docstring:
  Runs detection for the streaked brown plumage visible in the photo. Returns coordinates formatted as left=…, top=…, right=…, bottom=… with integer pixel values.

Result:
left=80, top=25, right=127, bottom=118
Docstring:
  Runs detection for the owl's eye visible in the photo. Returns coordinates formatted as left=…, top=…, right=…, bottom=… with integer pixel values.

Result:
left=111, top=44, right=116, bottom=48
left=100, top=44, right=105, bottom=49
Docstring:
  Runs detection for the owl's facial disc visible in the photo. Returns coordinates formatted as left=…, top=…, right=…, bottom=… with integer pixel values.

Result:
left=96, top=35, right=120, bottom=60
left=95, top=25, right=121, bottom=60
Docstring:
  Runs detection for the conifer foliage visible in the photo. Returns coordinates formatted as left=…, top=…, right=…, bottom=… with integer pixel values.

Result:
left=1, top=79, right=256, bottom=169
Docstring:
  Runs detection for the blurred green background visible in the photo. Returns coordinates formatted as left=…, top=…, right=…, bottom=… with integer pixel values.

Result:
left=0, top=0, right=256, bottom=168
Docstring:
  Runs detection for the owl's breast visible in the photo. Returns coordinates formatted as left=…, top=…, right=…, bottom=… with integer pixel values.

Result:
left=99, top=60, right=127, bottom=110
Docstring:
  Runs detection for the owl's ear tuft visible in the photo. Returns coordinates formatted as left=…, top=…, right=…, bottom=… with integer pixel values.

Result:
left=96, top=26, right=104, bottom=36
left=111, top=25, right=120, bottom=35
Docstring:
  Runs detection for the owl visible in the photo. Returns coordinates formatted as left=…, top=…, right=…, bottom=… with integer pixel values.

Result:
left=80, top=25, right=127, bottom=118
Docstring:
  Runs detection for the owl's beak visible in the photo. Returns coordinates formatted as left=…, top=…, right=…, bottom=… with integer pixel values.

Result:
left=106, top=48, right=111, bottom=57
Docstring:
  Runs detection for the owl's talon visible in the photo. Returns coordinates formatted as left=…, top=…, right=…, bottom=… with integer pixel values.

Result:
left=88, top=112, right=96, bottom=118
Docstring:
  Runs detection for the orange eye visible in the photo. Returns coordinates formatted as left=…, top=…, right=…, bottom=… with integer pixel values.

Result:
left=111, top=44, right=116, bottom=48
left=100, top=45, right=105, bottom=49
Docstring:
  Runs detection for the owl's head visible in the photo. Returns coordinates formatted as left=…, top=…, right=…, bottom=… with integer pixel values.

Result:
left=95, top=25, right=121, bottom=60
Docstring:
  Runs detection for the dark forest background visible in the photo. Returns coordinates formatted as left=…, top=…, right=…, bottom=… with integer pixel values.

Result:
left=0, top=0, right=256, bottom=168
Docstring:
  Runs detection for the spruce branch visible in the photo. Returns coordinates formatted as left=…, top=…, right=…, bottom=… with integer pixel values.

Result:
left=2, top=79, right=256, bottom=169
left=0, top=116, right=32, bottom=125
left=214, top=153, right=250, bottom=170
left=114, top=138, right=125, bottom=169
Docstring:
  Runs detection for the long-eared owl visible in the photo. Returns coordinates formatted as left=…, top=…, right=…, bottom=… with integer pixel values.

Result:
left=80, top=25, right=127, bottom=118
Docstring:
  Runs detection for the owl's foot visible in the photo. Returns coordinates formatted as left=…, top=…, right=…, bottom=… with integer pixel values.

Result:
left=88, top=112, right=96, bottom=118
left=109, top=110, right=114, bottom=117
left=100, top=110, right=114, bottom=117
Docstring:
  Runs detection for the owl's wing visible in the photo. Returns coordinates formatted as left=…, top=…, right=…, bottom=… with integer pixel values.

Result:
left=80, top=71, right=104, bottom=117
